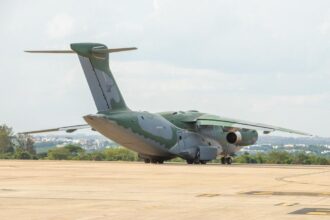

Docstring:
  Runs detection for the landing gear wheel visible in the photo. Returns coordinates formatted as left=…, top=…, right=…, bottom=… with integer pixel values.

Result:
left=186, top=159, right=194, bottom=164
left=144, top=158, right=151, bottom=163
left=149, top=158, right=164, bottom=164
left=220, top=157, right=226, bottom=165
left=225, top=157, right=233, bottom=165
left=200, top=160, right=207, bottom=165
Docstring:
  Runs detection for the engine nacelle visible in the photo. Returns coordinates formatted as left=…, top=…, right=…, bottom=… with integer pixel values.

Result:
left=226, top=130, right=258, bottom=146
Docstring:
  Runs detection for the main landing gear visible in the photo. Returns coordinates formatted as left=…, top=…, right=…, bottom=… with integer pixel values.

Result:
left=220, top=157, right=233, bottom=165
left=143, top=158, right=164, bottom=164
left=186, top=159, right=207, bottom=164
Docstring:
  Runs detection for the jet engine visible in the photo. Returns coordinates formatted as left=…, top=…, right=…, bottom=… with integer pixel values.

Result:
left=226, top=130, right=258, bottom=146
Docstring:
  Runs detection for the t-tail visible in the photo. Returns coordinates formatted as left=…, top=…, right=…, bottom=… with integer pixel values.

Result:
left=25, top=43, right=136, bottom=113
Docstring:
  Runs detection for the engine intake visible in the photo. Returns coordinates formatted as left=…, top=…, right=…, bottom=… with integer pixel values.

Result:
left=226, top=130, right=258, bottom=146
left=226, top=132, right=242, bottom=144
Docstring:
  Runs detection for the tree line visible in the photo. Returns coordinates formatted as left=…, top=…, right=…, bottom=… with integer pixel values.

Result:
left=233, top=151, right=330, bottom=165
left=42, top=146, right=330, bottom=165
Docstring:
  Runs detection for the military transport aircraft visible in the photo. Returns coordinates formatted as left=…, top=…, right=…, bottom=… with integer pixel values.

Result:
left=22, top=43, right=311, bottom=164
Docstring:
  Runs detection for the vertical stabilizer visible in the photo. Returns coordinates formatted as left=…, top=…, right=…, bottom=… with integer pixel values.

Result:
left=71, top=43, right=129, bottom=112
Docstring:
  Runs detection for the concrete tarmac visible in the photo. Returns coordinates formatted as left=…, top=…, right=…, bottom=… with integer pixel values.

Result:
left=0, top=160, right=329, bottom=220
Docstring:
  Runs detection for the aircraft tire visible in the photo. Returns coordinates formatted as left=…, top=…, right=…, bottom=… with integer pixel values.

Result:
left=144, top=158, right=151, bottom=163
left=186, top=159, right=194, bottom=164
left=226, top=157, right=233, bottom=165
left=220, top=157, right=226, bottom=164
left=200, top=160, right=207, bottom=164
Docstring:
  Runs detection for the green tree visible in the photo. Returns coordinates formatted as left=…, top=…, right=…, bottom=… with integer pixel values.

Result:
left=47, top=144, right=84, bottom=160
left=14, top=149, right=32, bottom=159
left=234, top=152, right=259, bottom=164
left=64, top=144, right=84, bottom=156
left=15, top=134, right=36, bottom=155
left=37, top=152, right=48, bottom=159
left=254, top=153, right=266, bottom=163
left=292, top=153, right=312, bottom=164
left=309, top=155, right=330, bottom=165
left=103, top=147, right=138, bottom=161
left=47, top=147, right=71, bottom=160
left=266, top=151, right=292, bottom=164
left=0, top=124, right=15, bottom=154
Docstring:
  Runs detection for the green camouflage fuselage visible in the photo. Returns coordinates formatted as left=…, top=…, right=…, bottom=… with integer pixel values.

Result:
left=84, top=110, right=258, bottom=160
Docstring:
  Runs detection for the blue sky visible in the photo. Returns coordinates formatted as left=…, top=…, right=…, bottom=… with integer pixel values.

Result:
left=0, top=0, right=329, bottom=136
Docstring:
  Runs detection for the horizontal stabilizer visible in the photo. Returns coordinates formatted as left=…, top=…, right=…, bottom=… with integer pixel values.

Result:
left=25, top=50, right=75, bottom=53
left=19, top=124, right=91, bottom=134
left=25, top=47, right=137, bottom=54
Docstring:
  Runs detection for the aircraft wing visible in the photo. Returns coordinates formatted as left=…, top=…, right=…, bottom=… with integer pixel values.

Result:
left=189, top=114, right=312, bottom=136
left=19, top=124, right=91, bottom=134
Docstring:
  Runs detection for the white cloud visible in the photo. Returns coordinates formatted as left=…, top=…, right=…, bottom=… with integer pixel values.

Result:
left=250, top=94, right=329, bottom=113
left=153, top=0, right=160, bottom=11
left=46, top=14, right=74, bottom=39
